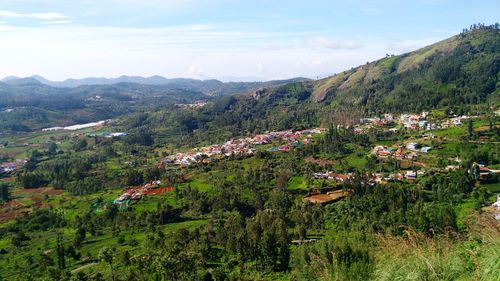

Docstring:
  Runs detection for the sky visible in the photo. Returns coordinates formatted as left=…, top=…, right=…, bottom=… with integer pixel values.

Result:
left=0, top=0, right=498, bottom=82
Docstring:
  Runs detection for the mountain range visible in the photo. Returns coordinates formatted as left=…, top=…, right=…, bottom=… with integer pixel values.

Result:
left=0, top=25, right=498, bottom=133
left=1, top=75, right=307, bottom=90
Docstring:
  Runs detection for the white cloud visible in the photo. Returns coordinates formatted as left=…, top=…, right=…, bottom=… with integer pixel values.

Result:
left=0, top=23, right=446, bottom=81
left=305, top=36, right=364, bottom=50
left=187, top=65, right=205, bottom=78
left=0, top=10, right=70, bottom=20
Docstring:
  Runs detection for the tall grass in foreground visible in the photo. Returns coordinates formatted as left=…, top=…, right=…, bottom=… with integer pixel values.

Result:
left=374, top=213, right=500, bottom=281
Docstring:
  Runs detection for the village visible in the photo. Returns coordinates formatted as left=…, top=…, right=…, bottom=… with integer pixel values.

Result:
left=357, top=112, right=471, bottom=132
left=162, top=128, right=323, bottom=166
left=2, top=110, right=499, bottom=218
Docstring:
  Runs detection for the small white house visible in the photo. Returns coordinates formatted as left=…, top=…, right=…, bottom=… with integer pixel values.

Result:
left=492, top=195, right=500, bottom=211
left=406, top=142, right=420, bottom=151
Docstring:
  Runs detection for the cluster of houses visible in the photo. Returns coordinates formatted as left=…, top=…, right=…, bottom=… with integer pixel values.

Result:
left=399, top=112, right=431, bottom=129
left=163, top=128, right=324, bottom=166
left=374, top=145, right=418, bottom=160
left=313, top=171, right=353, bottom=183
left=113, top=180, right=173, bottom=205
left=373, top=141, right=432, bottom=160
left=0, top=159, right=27, bottom=174
left=313, top=170, right=424, bottom=185
left=358, top=112, right=470, bottom=132
left=175, top=100, right=208, bottom=109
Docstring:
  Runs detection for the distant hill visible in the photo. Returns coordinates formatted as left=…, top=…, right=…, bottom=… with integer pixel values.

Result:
left=2, top=75, right=309, bottom=95
left=3, top=77, right=43, bottom=86
left=0, top=74, right=309, bottom=132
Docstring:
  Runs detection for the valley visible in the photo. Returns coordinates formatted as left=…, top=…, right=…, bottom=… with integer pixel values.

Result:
left=0, top=25, right=499, bottom=281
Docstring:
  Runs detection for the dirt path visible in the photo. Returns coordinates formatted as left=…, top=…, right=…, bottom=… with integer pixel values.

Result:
left=70, top=262, right=99, bottom=274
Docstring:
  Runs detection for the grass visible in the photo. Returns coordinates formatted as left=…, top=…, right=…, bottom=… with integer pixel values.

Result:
left=482, top=182, right=500, bottom=193
left=432, top=125, right=466, bottom=138
left=373, top=214, right=499, bottom=281
left=180, top=175, right=215, bottom=193
left=346, top=154, right=368, bottom=169
left=288, top=176, right=308, bottom=190
left=486, top=163, right=500, bottom=169
left=454, top=199, right=477, bottom=231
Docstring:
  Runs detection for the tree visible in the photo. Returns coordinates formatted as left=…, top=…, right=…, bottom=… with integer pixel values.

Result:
left=467, top=119, right=473, bottom=138
left=0, top=184, right=10, bottom=202
left=56, top=234, right=66, bottom=270
left=73, top=139, right=88, bottom=151
left=98, top=247, right=115, bottom=281
left=121, top=250, right=131, bottom=266
left=71, top=271, right=88, bottom=281
left=74, top=227, right=86, bottom=248
left=47, top=142, right=57, bottom=155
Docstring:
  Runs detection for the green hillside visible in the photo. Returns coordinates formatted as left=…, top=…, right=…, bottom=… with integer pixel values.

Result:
left=120, top=26, right=499, bottom=149
left=313, top=26, right=499, bottom=113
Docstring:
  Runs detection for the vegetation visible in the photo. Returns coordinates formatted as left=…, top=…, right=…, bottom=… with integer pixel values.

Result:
left=0, top=25, right=499, bottom=280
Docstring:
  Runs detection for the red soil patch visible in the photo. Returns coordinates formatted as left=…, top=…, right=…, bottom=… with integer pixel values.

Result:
left=1, top=177, right=15, bottom=182
left=304, top=189, right=352, bottom=204
left=0, top=211, right=18, bottom=221
left=31, top=196, right=44, bottom=208
left=144, top=186, right=174, bottom=195
left=14, top=187, right=64, bottom=195
left=474, top=125, right=499, bottom=132
left=43, top=188, right=64, bottom=195
left=0, top=200, right=27, bottom=221
left=1, top=199, right=25, bottom=209
left=17, top=187, right=47, bottom=194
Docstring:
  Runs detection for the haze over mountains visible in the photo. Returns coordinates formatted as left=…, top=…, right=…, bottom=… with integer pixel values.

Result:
left=1, top=75, right=299, bottom=88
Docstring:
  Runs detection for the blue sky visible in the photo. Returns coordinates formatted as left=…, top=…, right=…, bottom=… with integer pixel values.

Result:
left=0, top=0, right=498, bottom=81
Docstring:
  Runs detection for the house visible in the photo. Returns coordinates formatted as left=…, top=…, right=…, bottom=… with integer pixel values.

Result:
left=131, top=192, right=142, bottom=200
left=114, top=193, right=131, bottom=204
left=108, top=132, right=128, bottom=138
left=268, top=147, right=279, bottom=152
left=405, top=170, right=424, bottom=180
left=420, top=146, right=432, bottom=153
left=406, top=142, right=420, bottom=151
left=492, top=195, right=500, bottom=211
left=446, top=165, right=460, bottom=171
left=278, top=145, right=290, bottom=152
left=492, top=195, right=500, bottom=220
left=334, top=173, right=353, bottom=182
left=479, top=167, right=492, bottom=179
left=377, top=150, right=392, bottom=158
left=418, top=120, right=428, bottom=128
